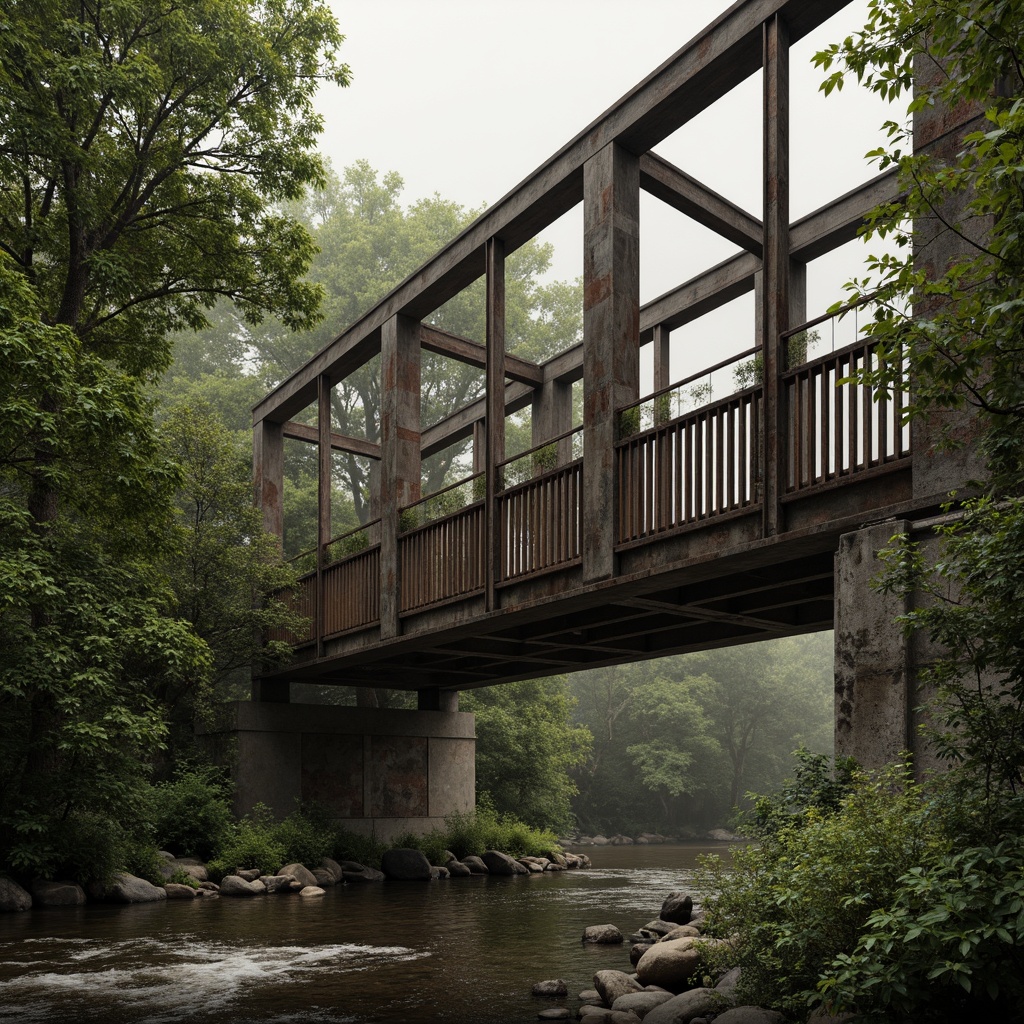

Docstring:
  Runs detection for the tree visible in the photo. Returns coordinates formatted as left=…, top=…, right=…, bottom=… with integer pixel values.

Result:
left=0, top=0, right=348, bottom=374
left=158, top=398, right=302, bottom=750
left=0, top=256, right=209, bottom=880
left=460, top=678, right=591, bottom=832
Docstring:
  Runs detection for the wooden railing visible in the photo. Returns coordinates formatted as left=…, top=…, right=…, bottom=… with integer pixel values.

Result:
left=782, top=336, right=910, bottom=494
left=322, top=537, right=381, bottom=636
left=268, top=569, right=316, bottom=646
left=399, top=475, right=486, bottom=613
left=616, top=387, right=761, bottom=544
left=499, top=463, right=582, bottom=579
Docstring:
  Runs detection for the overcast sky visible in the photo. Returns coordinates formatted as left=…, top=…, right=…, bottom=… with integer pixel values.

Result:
left=315, top=0, right=895, bottom=380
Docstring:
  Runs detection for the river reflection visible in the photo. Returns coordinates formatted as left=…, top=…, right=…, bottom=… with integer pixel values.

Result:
left=0, top=843, right=733, bottom=1024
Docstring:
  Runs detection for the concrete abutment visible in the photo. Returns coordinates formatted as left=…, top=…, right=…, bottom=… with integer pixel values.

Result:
left=199, top=702, right=475, bottom=843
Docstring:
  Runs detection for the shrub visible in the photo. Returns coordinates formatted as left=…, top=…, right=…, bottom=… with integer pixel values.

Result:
left=332, top=827, right=387, bottom=869
left=820, top=839, right=1024, bottom=1020
left=274, top=807, right=336, bottom=866
left=209, top=803, right=286, bottom=878
left=696, top=761, right=938, bottom=1017
left=151, top=764, right=232, bottom=860
left=167, top=867, right=200, bottom=889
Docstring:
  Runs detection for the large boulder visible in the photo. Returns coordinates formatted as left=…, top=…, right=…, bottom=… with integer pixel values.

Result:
left=103, top=872, right=167, bottom=904
left=583, top=924, right=624, bottom=944
left=630, top=941, right=655, bottom=966
left=312, top=867, right=335, bottom=888
left=31, top=880, right=86, bottom=906
left=593, top=970, right=643, bottom=1005
left=164, top=883, right=199, bottom=900
left=380, top=848, right=432, bottom=881
left=642, top=988, right=723, bottom=1024
left=0, top=877, right=31, bottom=912
left=462, top=855, right=489, bottom=874
left=611, top=991, right=674, bottom=1017
left=219, top=874, right=266, bottom=897
left=320, top=857, right=344, bottom=883
left=481, top=849, right=521, bottom=876
left=660, top=892, right=693, bottom=925
left=342, top=865, right=385, bottom=883
left=446, top=860, right=472, bottom=877
left=660, top=926, right=701, bottom=942
left=299, top=885, right=325, bottom=897
left=261, top=874, right=301, bottom=894
left=278, top=863, right=318, bottom=888
left=635, top=938, right=702, bottom=990
left=578, top=1010, right=642, bottom=1024
left=714, top=967, right=742, bottom=999
left=641, top=919, right=677, bottom=937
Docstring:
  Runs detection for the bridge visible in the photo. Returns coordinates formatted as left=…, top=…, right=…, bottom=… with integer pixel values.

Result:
left=226, top=0, right=982, bottom=832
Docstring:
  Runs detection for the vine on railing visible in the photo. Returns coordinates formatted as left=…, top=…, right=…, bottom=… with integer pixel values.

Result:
left=399, top=473, right=485, bottom=533
left=499, top=426, right=584, bottom=490
left=619, top=347, right=759, bottom=439
left=324, top=519, right=380, bottom=564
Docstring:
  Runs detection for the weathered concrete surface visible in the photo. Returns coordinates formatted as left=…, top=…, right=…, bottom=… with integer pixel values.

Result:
left=199, top=703, right=475, bottom=841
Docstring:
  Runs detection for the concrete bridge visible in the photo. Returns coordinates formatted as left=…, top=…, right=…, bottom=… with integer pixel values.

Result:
left=214, top=0, right=982, bottom=836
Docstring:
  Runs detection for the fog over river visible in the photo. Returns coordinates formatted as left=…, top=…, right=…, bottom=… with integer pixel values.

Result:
left=0, top=844, right=730, bottom=1024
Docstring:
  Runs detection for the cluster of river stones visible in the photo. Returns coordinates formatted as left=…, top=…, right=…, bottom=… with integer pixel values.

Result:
left=0, top=846, right=591, bottom=912
left=529, top=891, right=845, bottom=1024
left=566, top=831, right=736, bottom=847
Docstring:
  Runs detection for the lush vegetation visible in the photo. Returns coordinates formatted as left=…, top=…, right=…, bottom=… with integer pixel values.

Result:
left=697, top=3, right=1024, bottom=1021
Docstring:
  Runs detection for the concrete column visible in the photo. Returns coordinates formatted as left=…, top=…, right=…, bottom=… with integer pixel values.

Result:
left=834, top=521, right=913, bottom=767
left=761, top=13, right=790, bottom=537
left=418, top=688, right=459, bottom=712
left=253, top=418, right=284, bottom=542
left=532, top=378, right=573, bottom=465
left=582, top=141, right=640, bottom=581
left=380, top=314, right=421, bottom=639
left=652, top=323, right=672, bottom=394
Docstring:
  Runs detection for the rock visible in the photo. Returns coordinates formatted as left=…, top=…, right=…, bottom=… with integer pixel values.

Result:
left=260, top=874, right=299, bottom=894
left=0, top=877, right=32, bottom=912
left=545, top=861, right=566, bottom=871
left=462, top=855, right=489, bottom=874
left=578, top=1010, right=642, bottom=1024
left=714, top=967, right=741, bottom=999
left=630, top=942, right=655, bottom=966
left=446, top=860, right=472, bottom=877
left=312, top=867, right=335, bottom=888
left=642, top=988, right=723, bottom=1024
left=278, top=863, right=318, bottom=888
left=31, top=880, right=86, bottom=906
left=320, top=857, right=344, bottom=883
left=199, top=881, right=219, bottom=891
left=219, top=874, right=266, bottom=897
left=635, top=938, right=702, bottom=990
left=583, top=924, right=624, bottom=944
left=660, top=892, right=693, bottom=925
left=635, top=837, right=649, bottom=844
left=196, top=887, right=219, bottom=898
left=806, top=1011, right=855, bottom=1024
left=157, top=850, right=176, bottom=861
left=299, top=885, right=325, bottom=897
left=539, top=1010, right=571, bottom=1021
left=641, top=919, right=678, bottom=937
left=519, top=858, right=546, bottom=873
left=443, top=850, right=458, bottom=864
left=714, top=1009, right=786, bottom=1024
left=381, top=848, right=432, bottom=881
left=103, top=872, right=167, bottom=904
left=164, top=883, right=199, bottom=900
left=659, top=925, right=701, bottom=942
left=432, top=865, right=450, bottom=879
left=707, top=829, right=738, bottom=842
left=179, top=863, right=208, bottom=882
left=612, top=991, right=674, bottom=1017
left=481, top=849, right=520, bottom=876
left=532, top=979, right=569, bottom=997
left=578, top=990, right=603, bottom=1005
left=592, top=835, right=609, bottom=845
left=610, top=834, right=634, bottom=845
left=546, top=852, right=568, bottom=868
left=593, top=969, right=643, bottom=1005
left=342, top=866, right=385, bottom=883
left=236, top=868, right=262, bottom=882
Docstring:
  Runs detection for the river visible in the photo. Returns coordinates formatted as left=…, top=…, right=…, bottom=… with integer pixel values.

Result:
left=0, top=843, right=731, bottom=1024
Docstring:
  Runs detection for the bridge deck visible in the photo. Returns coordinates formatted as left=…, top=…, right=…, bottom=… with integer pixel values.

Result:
left=253, top=0, right=964, bottom=694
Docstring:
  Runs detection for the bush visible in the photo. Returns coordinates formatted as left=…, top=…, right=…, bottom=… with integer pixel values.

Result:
left=332, top=827, right=387, bottom=869
left=208, top=804, right=286, bottom=878
left=150, top=764, right=232, bottom=860
left=820, top=839, right=1024, bottom=1021
left=274, top=806, right=336, bottom=866
left=696, top=761, right=938, bottom=1017
left=167, top=867, right=200, bottom=889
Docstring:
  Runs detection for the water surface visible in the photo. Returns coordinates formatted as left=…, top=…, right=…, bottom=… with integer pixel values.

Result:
left=0, top=843, right=731, bottom=1024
